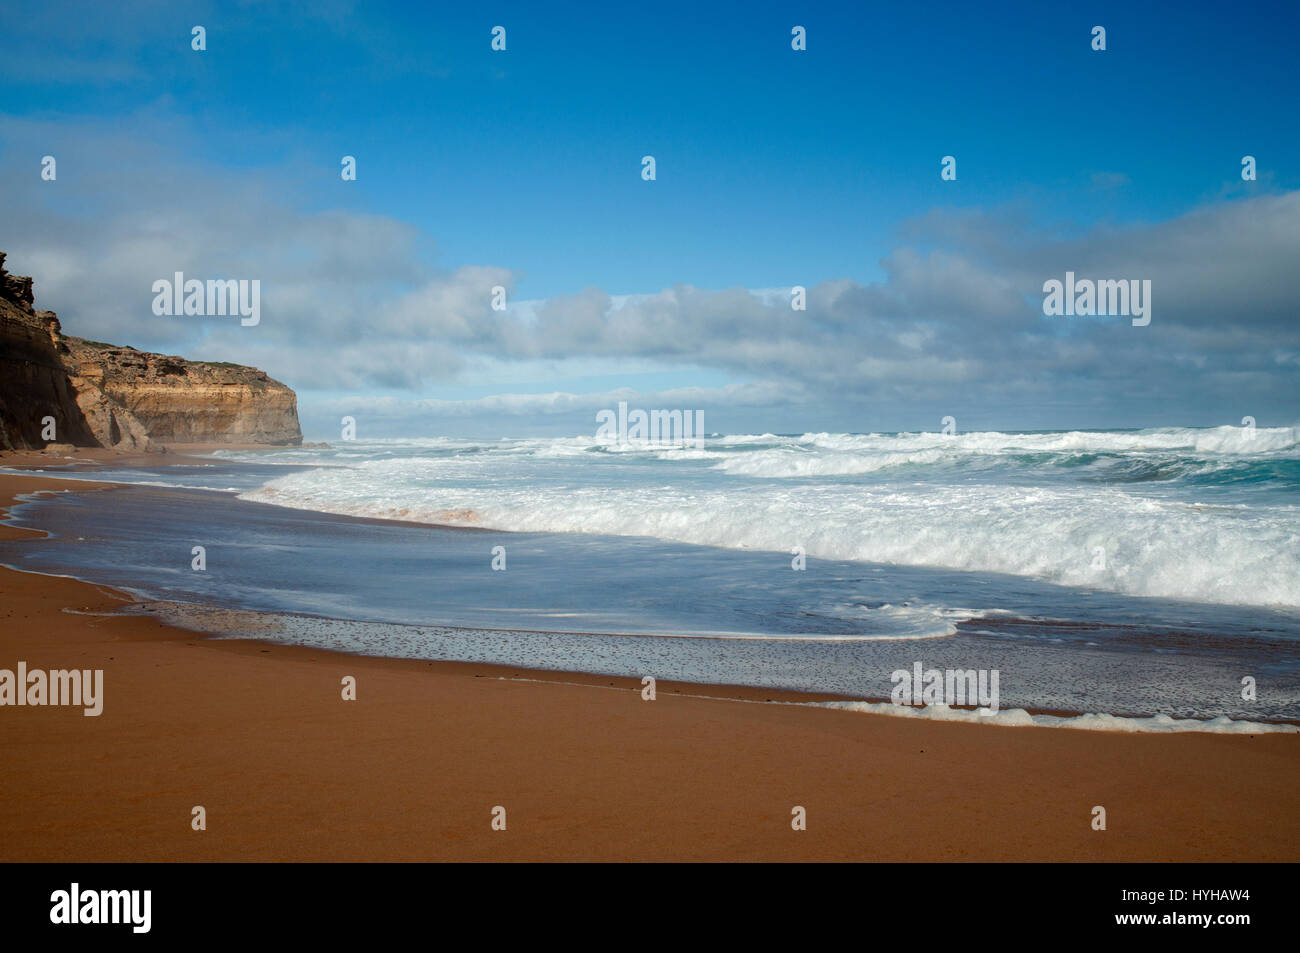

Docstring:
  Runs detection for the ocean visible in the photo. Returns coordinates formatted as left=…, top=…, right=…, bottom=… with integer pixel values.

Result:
left=3, top=425, right=1299, bottom=730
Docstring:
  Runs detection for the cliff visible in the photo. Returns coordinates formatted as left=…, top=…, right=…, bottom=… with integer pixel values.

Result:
left=0, top=252, right=301, bottom=451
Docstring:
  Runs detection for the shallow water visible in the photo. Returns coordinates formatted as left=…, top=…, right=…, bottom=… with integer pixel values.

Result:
left=2, top=452, right=1298, bottom=724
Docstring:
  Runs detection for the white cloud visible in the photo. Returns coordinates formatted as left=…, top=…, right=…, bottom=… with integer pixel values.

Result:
left=4, top=112, right=1299, bottom=431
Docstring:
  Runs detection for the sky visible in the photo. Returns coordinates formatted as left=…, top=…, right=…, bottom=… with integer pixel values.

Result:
left=1, top=0, right=1297, bottom=439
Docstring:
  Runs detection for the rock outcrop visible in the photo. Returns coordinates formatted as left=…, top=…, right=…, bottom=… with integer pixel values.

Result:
left=0, top=252, right=301, bottom=451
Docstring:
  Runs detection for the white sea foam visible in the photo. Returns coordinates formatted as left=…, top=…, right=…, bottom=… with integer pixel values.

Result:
left=230, top=426, right=1300, bottom=608
left=709, top=425, right=1300, bottom=478
left=813, top=700, right=1300, bottom=733
left=487, top=680, right=1297, bottom=733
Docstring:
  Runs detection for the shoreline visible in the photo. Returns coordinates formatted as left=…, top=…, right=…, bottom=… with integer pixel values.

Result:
left=4, top=460, right=1298, bottom=729
left=0, top=475, right=865, bottom=704
left=0, top=473, right=852, bottom=707
left=2, top=463, right=1299, bottom=860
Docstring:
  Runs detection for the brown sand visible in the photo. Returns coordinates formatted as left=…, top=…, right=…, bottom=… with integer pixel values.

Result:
left=0, top=444, right=255, bottom=470
left=0, top=469, right=1297, bottom=861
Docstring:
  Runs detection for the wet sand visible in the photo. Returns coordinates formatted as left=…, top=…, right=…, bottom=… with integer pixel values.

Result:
left=1, top=466, right=1297, bottom=861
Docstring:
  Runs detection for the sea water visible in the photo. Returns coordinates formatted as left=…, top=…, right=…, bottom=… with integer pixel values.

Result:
left=3, top=425, right=1298, bottom=728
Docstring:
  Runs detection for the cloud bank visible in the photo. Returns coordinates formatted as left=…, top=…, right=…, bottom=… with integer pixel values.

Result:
left=3, top=114, right=1297, bottom=434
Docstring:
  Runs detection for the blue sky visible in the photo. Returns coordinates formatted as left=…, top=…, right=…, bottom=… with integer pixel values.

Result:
left=2, top=0, right=1298, bottom=437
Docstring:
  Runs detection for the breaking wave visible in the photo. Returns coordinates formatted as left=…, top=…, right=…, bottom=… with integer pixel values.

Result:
left=228, top=426, right=1300, bottom=608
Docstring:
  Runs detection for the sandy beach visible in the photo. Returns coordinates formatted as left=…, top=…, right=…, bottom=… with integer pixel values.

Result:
left=0, top=464, right=1297, bottom=862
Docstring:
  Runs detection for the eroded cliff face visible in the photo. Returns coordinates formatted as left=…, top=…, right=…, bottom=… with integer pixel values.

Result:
left=63, top=339, right=302, bottom=446
left=0, top=252, right=301, bottom=451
